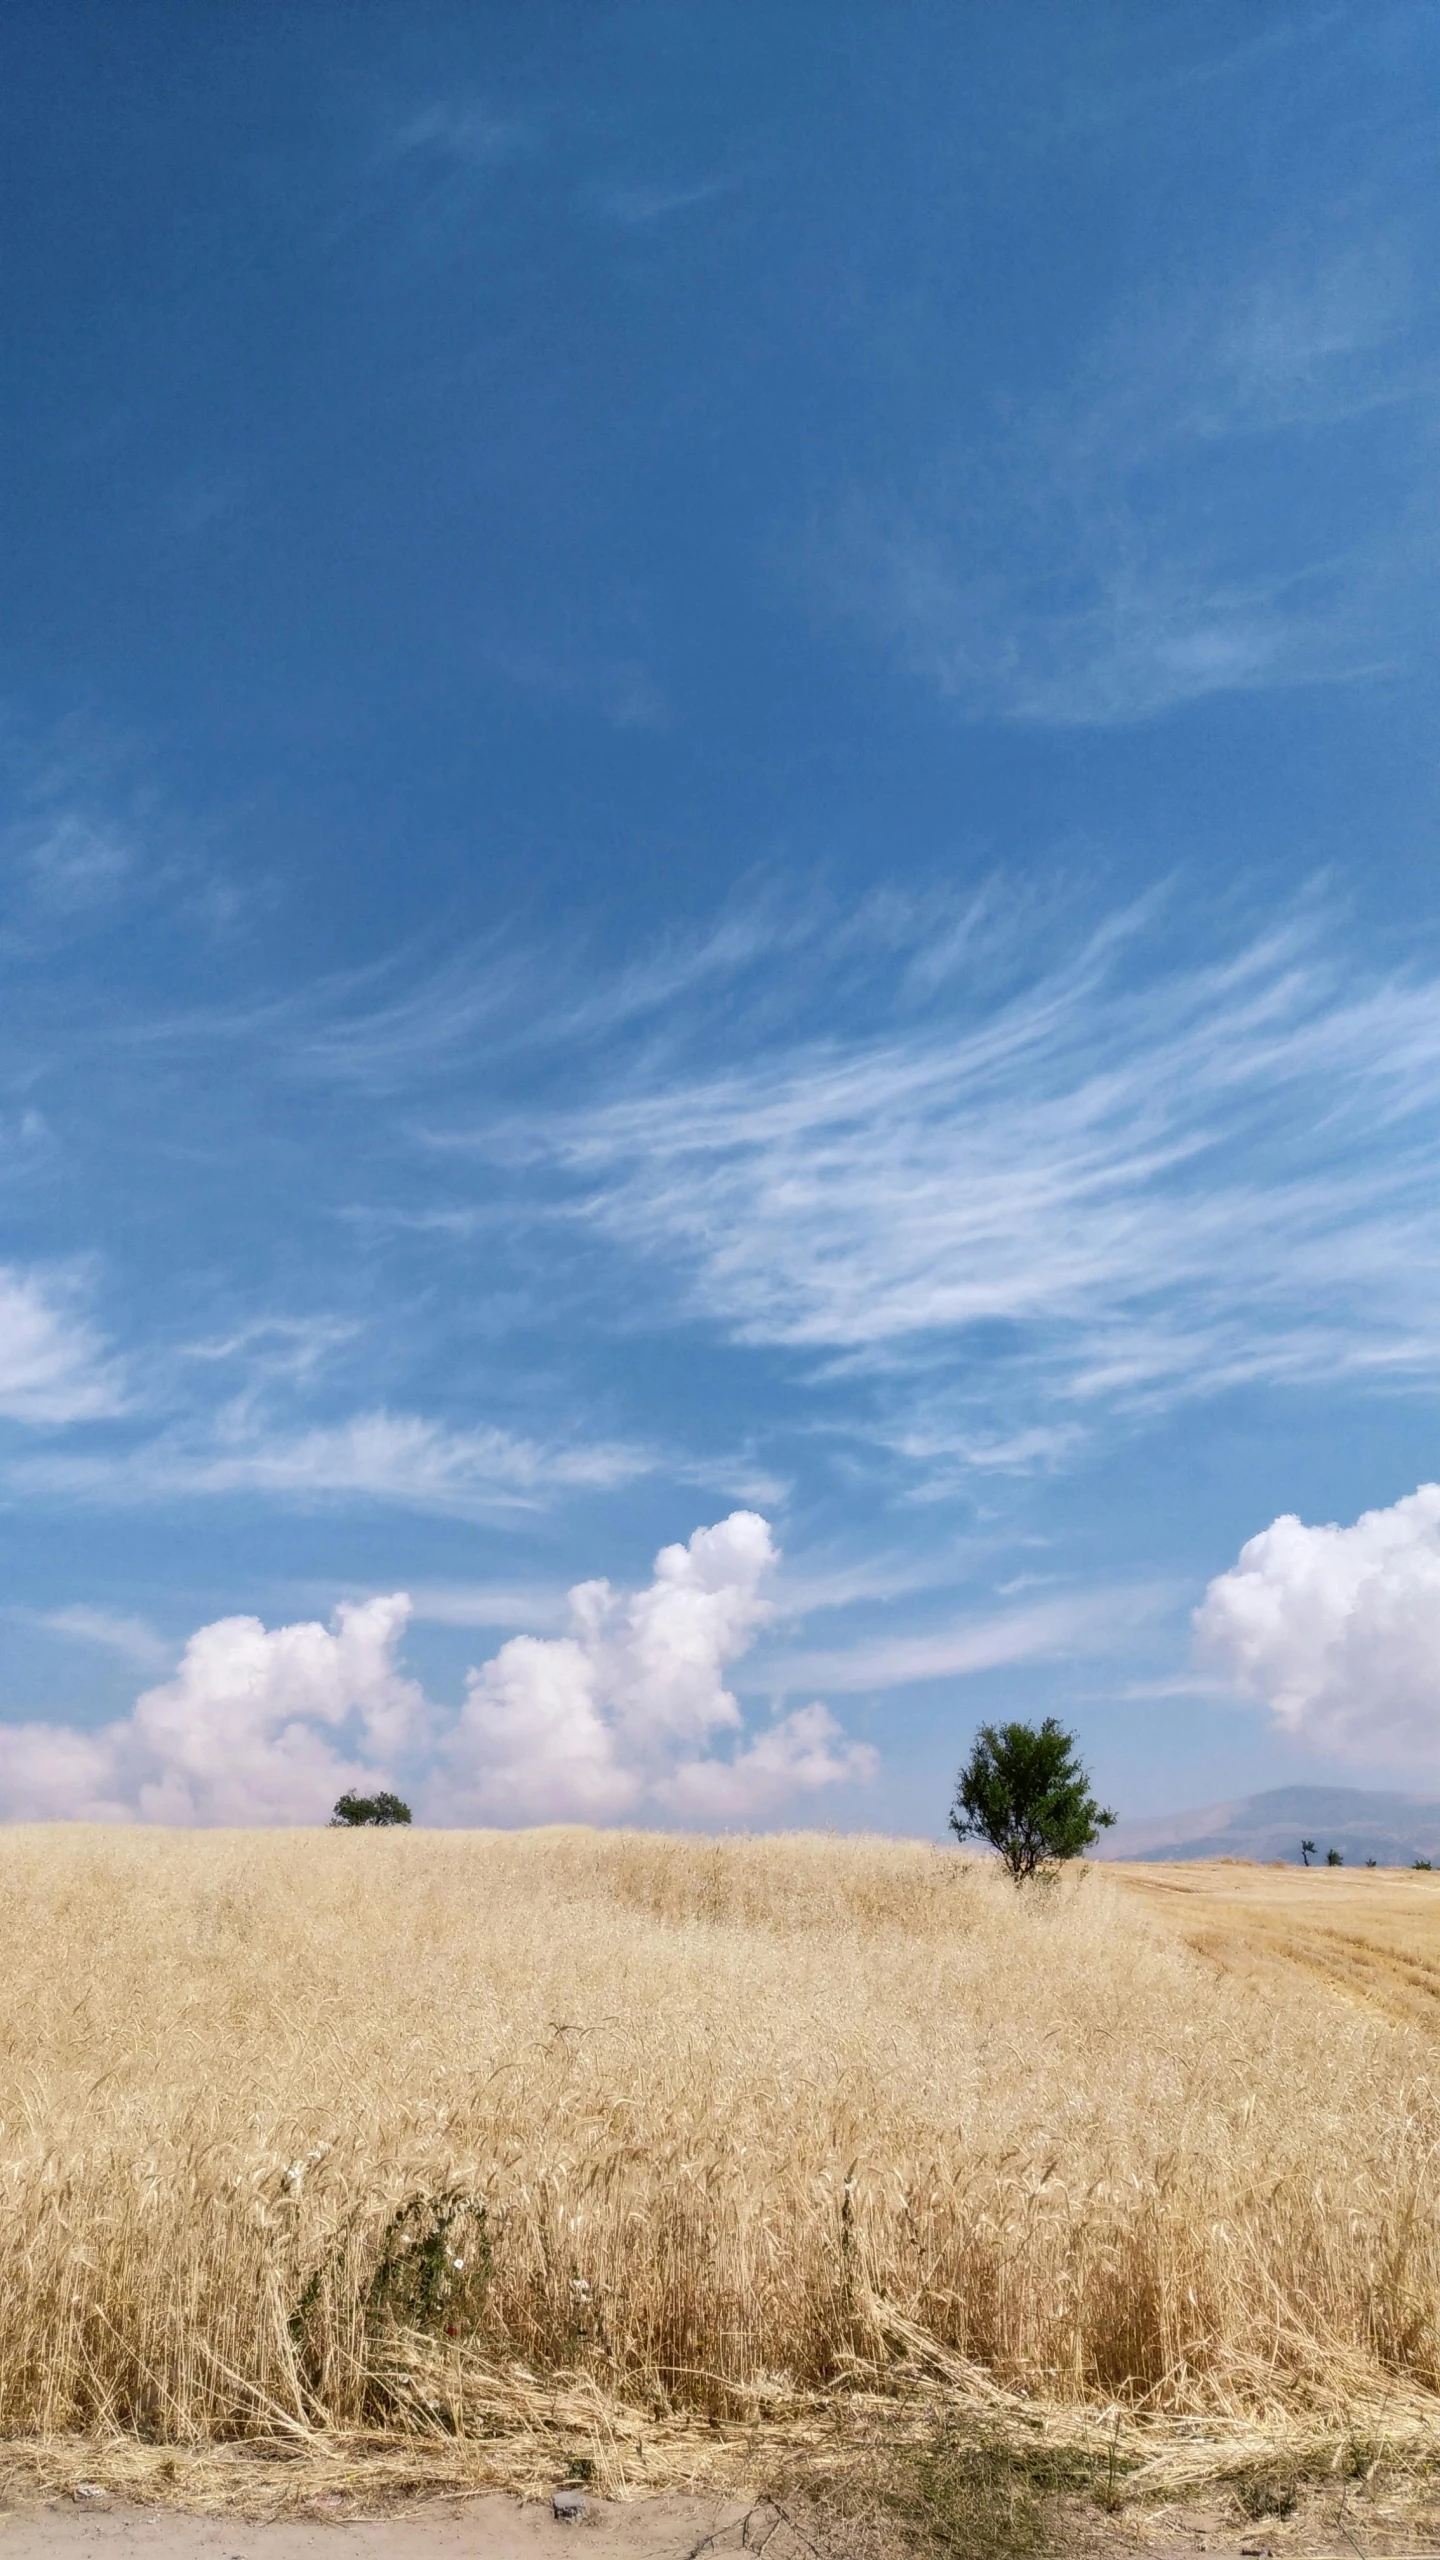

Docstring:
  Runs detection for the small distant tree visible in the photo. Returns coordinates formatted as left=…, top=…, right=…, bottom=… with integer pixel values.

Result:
left=1416, top=1857, right=1433, bottom=1872
left=1300, top=1839, right=1316, bottom=1866
left=1365, top=1858, right=1378, bottom=1869
left=949, top=1716, right=1115, bottom=1883
left=330, top=1790, right=412, bottom=1827
left=1326, top=1846, right=1344, bottom=1866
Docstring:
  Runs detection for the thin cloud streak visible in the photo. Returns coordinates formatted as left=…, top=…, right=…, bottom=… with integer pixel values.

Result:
left=406, top=1583, right=571, bottom=1632
left=762, top=1585, right=1171, bottom=1693
left=11, top=1409, right=655, bottom=1519
left=16, top=1604, right=173, bottom=1673
left=769, top=1548, right=978, bottom=1620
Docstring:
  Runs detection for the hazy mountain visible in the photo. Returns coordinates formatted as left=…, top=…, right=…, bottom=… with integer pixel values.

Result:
left=1103, top=1785, right=1440, bottom=1867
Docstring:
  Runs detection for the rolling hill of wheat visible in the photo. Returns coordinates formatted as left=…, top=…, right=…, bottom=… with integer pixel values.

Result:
left=2, top=1825, right=1439, bottom=2495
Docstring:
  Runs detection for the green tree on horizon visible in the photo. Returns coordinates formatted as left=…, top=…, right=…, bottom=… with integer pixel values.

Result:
left=330, top=1790, right=413, bottom=1827
left=949, top=1716, right=1115, bottom=1884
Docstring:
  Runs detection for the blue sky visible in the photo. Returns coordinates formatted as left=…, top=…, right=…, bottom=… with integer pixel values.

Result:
left=3, top=1, right=1440, bottom=1829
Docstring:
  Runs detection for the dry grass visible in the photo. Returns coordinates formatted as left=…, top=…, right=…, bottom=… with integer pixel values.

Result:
left=3, top=1825, right=1440, bottom=2507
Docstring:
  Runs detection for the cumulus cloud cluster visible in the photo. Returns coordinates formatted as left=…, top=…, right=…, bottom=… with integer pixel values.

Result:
left=1196, top=1484, right=1440, bottom=1765
left=445, top=1510, right=874, bottom=1821
left=0, top=1513, right=876, bottom=1826
left=0, top=1594, right=425, bottom=1825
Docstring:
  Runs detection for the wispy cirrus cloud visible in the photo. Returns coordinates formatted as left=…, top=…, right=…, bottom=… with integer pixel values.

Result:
left=405, top=1582, right=571, bottom=1632
left=17, top=1603, right=173, bottom=1672
left=769, top=1545, right=979, bottom=1621
left=22, top=813, right=133, bottom=915
left=388, top=101, right=528, bottom=172
left=825, top=238, right=1434, bottom=727
left=181, top=1315, right=361, bottom=1381
left=589, top=175, right=731, bottom=228
left=136, top=896, right=794, bottom=1102
left=0, top=1265, right=124, bottom=1427
left=12, top=1407, right=654, bottom=1519
left=464, top=915, right=1440, bottom=1465
left=759, top=1583, right=1171, bottom=1695
left=0, top=713, right=251, bottom=951
left=478, top=625, right=666, bottom=731
left=26, top=880, right=1440, bottom=1507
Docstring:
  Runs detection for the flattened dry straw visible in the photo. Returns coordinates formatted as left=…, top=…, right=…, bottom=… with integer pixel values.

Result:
left=1, top=1824, right=1439, bottom=2497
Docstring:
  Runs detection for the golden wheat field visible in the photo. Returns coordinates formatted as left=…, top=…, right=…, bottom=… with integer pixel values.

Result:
left=1113, top=1855, right=1440, bottom=2029
left=5, top=1825, right=1440, bottom=2501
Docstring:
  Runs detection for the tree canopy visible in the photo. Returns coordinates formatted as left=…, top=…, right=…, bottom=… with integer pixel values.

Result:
left=330, top=1790, right=413, bottom=1827
left=949, top=1717, right=1114, bottom=1882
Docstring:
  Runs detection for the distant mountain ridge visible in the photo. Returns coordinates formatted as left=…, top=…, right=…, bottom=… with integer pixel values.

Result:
left=1102, top=1784, right=1440, bottom=1867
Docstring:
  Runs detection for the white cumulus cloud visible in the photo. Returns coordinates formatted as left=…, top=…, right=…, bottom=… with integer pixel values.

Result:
left=0, top=1594, right=425, bottom=1827
left=0, top=1723, right=132, bottom=1823
left=126, top=1592, right=427, bottom=1824
left=1195, top=1484, right=1440, bottom=1764
left=439, top=1510, right=877, bottom=1823
left=0, top=1516, right=877, bottom=1827
left=657, top=1700, right=873, bottom=1822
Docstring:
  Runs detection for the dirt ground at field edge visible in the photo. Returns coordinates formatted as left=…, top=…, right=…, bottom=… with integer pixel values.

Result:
left=3, top=2480, right=1440, bottom=2560
left=0, top=2490, right=746, bottom=2560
